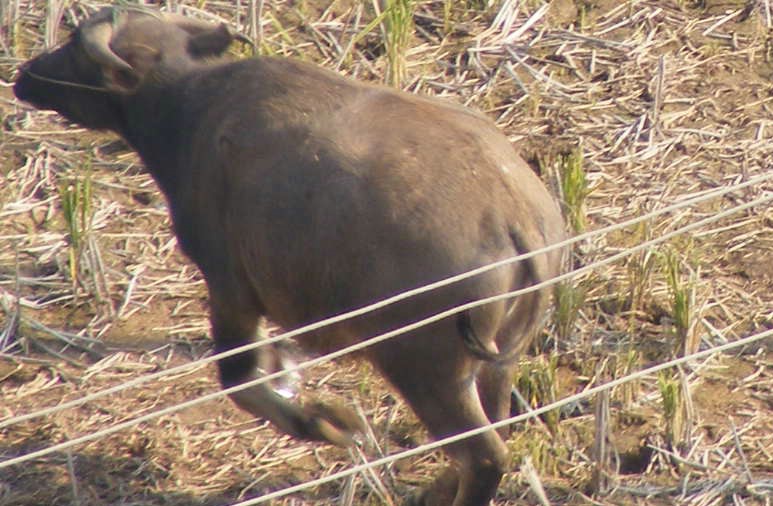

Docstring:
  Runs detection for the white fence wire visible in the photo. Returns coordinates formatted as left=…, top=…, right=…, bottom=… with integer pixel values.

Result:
left=0, top=175, right=771, bottom=506
left=228, top=328, right=773, bottom=506
left=1, top=172, right=770, bottom=432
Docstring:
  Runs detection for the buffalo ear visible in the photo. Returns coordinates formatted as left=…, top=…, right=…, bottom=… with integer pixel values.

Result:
left=103, top=66, right=141, bottom=93
left=188, top=23, right=241, bottom=57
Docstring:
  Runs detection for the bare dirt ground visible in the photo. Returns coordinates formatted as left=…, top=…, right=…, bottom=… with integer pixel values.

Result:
left=0, top=1, right=772, bottom=505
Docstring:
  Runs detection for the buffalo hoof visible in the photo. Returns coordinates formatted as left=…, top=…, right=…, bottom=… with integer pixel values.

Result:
left=403, top=468, right=458, bottom=506
left=305, top=401, right=365, bottom=447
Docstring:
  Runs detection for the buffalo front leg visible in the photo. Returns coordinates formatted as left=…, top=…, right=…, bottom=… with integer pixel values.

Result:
left=209, top=299, right=362, bottom=447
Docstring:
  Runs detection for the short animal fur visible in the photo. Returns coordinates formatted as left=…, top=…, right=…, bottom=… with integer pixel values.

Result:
left=14, top=8, right=566, bottom=505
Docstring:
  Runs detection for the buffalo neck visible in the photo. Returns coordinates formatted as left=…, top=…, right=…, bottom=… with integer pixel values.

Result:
left=118, top=71, right=191, bottom=200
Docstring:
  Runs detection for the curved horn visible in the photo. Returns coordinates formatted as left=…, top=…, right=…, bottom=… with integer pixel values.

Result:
left=162, top=12, right=217, bottom=33
left=163, top=12, right=254, bottom=47
left=80, top=9, right=133, bottom=71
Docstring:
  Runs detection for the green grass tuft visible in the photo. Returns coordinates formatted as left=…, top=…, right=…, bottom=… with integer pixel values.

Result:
left=382, top=0, right=415, bottom=87
left=514, top=354, right=560, bottom=433
left=660, top=246, right=699, bottom=356
left=58, top=162, right=94, bottom=292
left=558, top=148, right=589, bottom=234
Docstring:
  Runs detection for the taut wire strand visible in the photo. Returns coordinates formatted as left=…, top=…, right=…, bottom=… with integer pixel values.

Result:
left=0, top=173, right=768, bottom=430
left=0, top=190, right=770, bottom=469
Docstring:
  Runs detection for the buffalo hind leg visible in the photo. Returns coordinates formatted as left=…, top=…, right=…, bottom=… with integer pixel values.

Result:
left=477, top=362, right=517, bottom=439
left=396, top=376, right=507, bottom=506
left=210, top=298, right=362, bottom=447
left=373, top=343, right=508, bottom=506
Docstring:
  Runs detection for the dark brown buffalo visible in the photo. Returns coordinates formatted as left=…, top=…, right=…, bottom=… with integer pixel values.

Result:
left=14, top=7, right=565, bottom=505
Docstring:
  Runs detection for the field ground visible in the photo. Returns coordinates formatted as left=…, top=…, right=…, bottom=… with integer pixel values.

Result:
left=0, top=1, right=772, bottom=505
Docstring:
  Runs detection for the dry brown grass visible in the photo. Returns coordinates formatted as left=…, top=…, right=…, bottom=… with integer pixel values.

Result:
left=0, top=1, right=771, bottom=505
